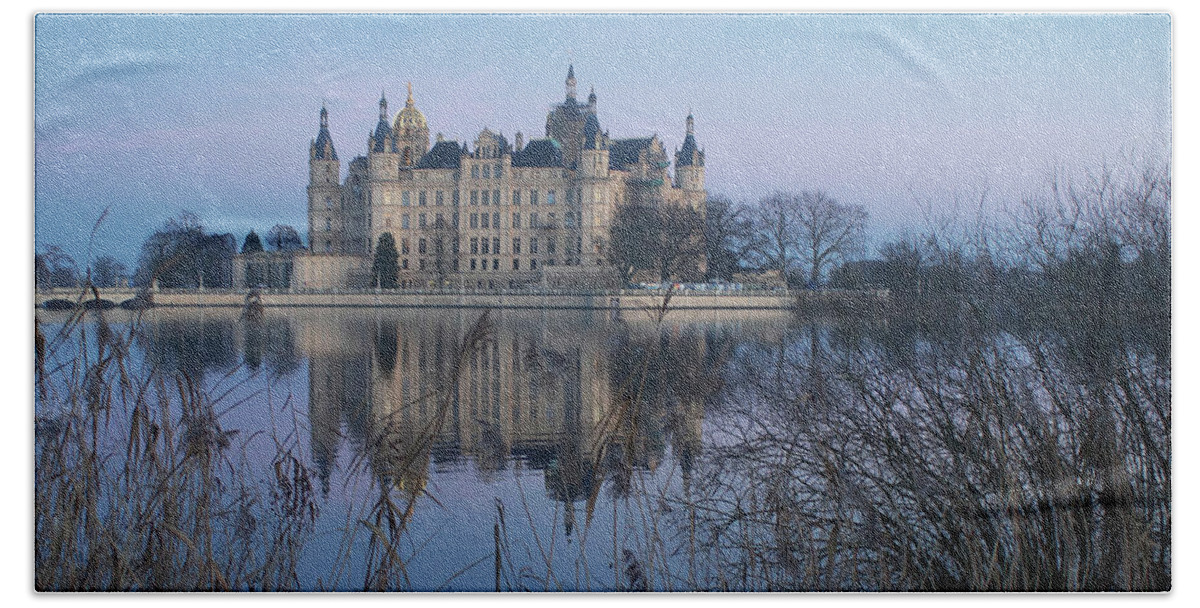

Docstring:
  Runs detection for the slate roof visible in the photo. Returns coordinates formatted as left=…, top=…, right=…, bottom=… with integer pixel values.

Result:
left=512, top=138, right=563, bottom=168
left=313, top=127, right=337, bottom=160
left=415, top=141, right=463, bottom=169
left=372, top=118, right=394, bottom=153
left=582, top=113, right=602, bottom=149
left=608, top=137, right=654, bottom=171
left=676, top=133, right=702, bottom=166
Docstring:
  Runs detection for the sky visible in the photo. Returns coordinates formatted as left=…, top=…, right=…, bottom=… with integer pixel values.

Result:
left=33, top=12, right=1171, bottom=268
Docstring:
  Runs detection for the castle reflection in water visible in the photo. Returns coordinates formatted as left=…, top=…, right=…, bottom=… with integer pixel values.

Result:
left=138, top=308, right=783, bottom=529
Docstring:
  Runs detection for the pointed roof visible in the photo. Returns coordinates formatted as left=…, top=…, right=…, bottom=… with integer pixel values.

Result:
left=676, top=113, right=703, bottom=167
left=312, top=105, right=338, bottom=160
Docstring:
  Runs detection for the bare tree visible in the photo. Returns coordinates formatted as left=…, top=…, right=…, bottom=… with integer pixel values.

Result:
left=748, top=191, right=803, bottom=282
left=704, top=195, right=755, bottom=281
left=91, top=255, right=127, bottom=287
left=796, top=191, right=867, bottom=287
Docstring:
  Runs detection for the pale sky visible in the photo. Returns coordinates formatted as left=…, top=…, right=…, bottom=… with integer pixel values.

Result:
left=34, top=13, right=1171, bottom=266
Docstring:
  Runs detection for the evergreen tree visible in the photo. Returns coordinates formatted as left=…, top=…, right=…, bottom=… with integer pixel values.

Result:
left=242, top=230, right=264, bottom=254
left=372, top=233, right=399, bottom=289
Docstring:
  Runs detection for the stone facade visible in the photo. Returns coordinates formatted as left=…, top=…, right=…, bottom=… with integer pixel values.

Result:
left=305, top=66, right=707, bottom=289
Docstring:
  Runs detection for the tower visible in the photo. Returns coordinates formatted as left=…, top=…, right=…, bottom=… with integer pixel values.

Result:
left=545, top=64, right=588, bottom=169
left=674, top=113, right=705, bottom=192
left=367, top=91, right=399, bottom=181
left=393, top=82, right=430, bottom=167
left=309, top=105, right=343, bottom=253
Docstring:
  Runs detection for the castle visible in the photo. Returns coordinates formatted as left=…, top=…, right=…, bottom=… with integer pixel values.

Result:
left=290, top=66, right=707, bottom=290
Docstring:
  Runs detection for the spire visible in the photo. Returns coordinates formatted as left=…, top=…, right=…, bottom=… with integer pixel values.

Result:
left=565, top=64, right=577, bottom=101
left=588, top=86, right=596, bottom=107
left=406, top=81, right=414, bottom=108
left=379, top=91, right=388, bottom=119
left=313, top=105, right=337, bottom=161
left=686, top=111, right=694, bottom=136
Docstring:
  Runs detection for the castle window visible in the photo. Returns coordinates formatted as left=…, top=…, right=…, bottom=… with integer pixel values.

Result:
left=325, top=196, right=333, bottom=209
left=402, top=191, right=411, bottom=206
left=512, top=190, right=521, bottom=205
left=547, top=259, right=556, bottom=266
left=481, top=239, right=489, bottom=255
left=512, top=213, right=521, bottom=228
left=530, top=238, right=539, bottom=254
left=453, top=190, right=460, bottom=205
left=452, top=213, right=459, bottom=227
left=435, top=190, right=444, bottom=206
left=471, top=165, right=479, bottom=179
left=512, top=258, right=520, bottom=270
left=419, top=191, right=427, bottom=206
left=482, top=190, right=489, bottom=206
left=493, top=238, right=500, bottom=254
left=493, top=190, right=501, bottom=206
left=325, top=217, right=331, bottom=231
left=566, top=211, right=576, bottom=227
left=452, top=259, right=459, bottom=271
left=547, top=190, right=556, bottom=205
left=531, top=213, right=539, bottom=228
left=548, top=212, right=556, bottom=226
left=402, top=214, right=410, bottom=229
left=418, top=213, right=426, bottom=228
left=470, top=258, right=477, bottom=271
left=530, top=190, right=538, bottom=206
left=531, top=259, right=538, bottom=270
left=325, top=240, right=332, bottom=252
left=512, top=238, right=521, bottom=254
left=470, top=190, right=478, bottom=205
left=481, top=213, right=490, bottom=229
left=436, top=212, right=444, bottom=226
left=493, top=258, right=499, bottom=270
left=470, top=213, right=478, bottom=229
left=494, top=164, right=502, bottom=178
left=402, top=258, right=409, bottom=270
left=482, top=165, right=491, bottom=179
left=419, top=258, right=426, bottom=270
left=418, top=238, right=426, bottom=254
left=401, top=238, right=410, bottom=254
left=547, top=238, right=556, bottom=255
left=452, top=238, right=460, bottom=254
left=470, top=238, right=479, bottom=255
left=492, top=212, right=500, bottom=229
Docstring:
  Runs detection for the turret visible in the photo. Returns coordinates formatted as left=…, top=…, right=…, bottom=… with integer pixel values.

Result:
left=308, top=105, right=343, bottom=253
left=565, top=64, right=577, bottom=102
left=368, top=91, right=399, bottom=181
left=674, top=112, right=705, bottom=192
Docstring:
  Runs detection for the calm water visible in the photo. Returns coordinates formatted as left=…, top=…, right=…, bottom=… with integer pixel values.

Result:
left=35, top=304, right=1170, bottom=591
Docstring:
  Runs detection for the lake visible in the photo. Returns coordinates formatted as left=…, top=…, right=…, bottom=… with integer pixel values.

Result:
left=34, top=304, right=1170, bottom=591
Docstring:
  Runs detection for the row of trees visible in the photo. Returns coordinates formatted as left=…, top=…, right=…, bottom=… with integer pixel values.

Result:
left=602, top=190, right=869, bottom=288
left=35, top=246, right=127, bottom=289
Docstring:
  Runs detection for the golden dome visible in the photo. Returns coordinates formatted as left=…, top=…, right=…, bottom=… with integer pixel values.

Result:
left=393, top=82, right=427, bottom=133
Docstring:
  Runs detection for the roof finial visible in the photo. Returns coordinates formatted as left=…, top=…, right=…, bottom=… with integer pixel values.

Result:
left=686, top=111, right=694, bottom=135
left=406, top=81, right=414, bottom=107
left=379, top=91, right=388, bottom=118
left=320, top=104, right=329, bottom=128
left=565, top=64, right=577, bottom=101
